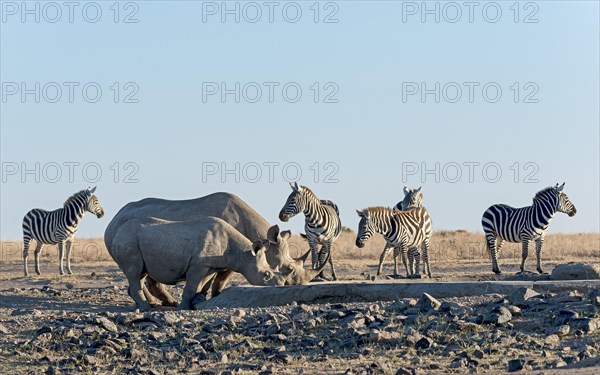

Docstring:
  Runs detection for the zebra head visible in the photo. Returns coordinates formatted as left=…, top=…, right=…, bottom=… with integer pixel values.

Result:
left=86, top=186, right=105, bottom=218
left=398, top=186, right=423, bottom=210
left=355, top=208, right=375, bottom=248
left=555, top=183, right=577, bottom=217
left=279, top=182, right=305, bottom=222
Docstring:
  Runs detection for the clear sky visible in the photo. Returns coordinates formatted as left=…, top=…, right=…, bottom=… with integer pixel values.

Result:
left=1, top=1, right=599, bottom=240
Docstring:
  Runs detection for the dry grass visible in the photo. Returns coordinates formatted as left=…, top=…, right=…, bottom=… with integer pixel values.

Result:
left=2, top=231, right=598, bottom=265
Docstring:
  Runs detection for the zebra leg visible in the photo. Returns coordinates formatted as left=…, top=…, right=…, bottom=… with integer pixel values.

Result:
left=65, top=240, right=74, bottom=275
left=211, top=270, right=235, bottom=298
left=34, top=242, right=44, bottom=275
left=393, top=247, right=399, bottom=276
left=520, top=240, right=529, bottom=273
left=410, top=247, right=422, bottom=278
left=377, top=246, right=393, bottom=276
left=535, top=238, right=545, bottom=274
left=309, top=240, right=320, bottom=270
left=422, top=240, right=431, bottom=278
left=145, top=277, right=178, bottom=306
left=320, top=244, right=337, bottom=281
left=486, top=232, right=502, bottom=274
left=400, top=246, right=410, bottom=278
left=23, top=238, right=31, bottom=277
left=58, top=241, right=66, bottom=275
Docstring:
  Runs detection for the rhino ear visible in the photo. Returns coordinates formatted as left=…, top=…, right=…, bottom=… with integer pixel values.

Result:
left=251, top=240, right=266, bottom=256
left=267, top=225, right=280, bottom=244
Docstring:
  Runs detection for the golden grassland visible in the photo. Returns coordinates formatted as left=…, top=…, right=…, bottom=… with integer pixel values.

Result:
left=1, top=231, right=598, bottom=265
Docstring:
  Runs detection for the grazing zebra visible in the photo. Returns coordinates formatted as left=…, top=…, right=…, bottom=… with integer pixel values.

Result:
left=355, top=206, right=433, bottom=278
left=22, top=187, right=105, bottom=276
left=482, top=183, right=577, bottom=275
left=278, top=182, right=342, bottom=280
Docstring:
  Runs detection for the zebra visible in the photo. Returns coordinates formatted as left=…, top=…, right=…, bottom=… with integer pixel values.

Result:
left=482, top=183, right=577, bottom=275
left=394, top=185, right=423, bottom=211
left=355, top=206, right=433, bottom=278
left=22, top=187, right=105, bottom=276
left=278, top=182, right=342, bottom=280
left=381, top=185, right=425, bottom=276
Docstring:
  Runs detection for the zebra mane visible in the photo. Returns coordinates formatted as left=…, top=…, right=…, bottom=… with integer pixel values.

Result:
left=300, top=185, right=319, bottom=200
left=533, top=186, right=558, bottom=202
left=64, top=190, right=90, bottom=207
left=365, top=206, right=395, bottom=215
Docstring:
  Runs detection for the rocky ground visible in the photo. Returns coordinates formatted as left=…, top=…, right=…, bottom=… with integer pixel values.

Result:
left=1, top=279, right=599, bottom=374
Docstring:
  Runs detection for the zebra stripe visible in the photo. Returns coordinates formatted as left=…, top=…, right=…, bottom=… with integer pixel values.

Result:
left=481, top=183, right=577, bottom=274
left=356, top=206, right=433, bottom=278
left=22, top=187, right=105, bottom=276
left=278, top=182, right=342, bottom=280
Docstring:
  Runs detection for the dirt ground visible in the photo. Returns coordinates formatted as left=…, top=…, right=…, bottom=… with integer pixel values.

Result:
left=1, top=255, right=599, bottom=374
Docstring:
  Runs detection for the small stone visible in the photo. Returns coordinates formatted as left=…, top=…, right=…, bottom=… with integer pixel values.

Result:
left=415, top=337, right=433, bottom=349
left=220, top=353, right=228, bottom=363
left=416, top=293, right=441, bottom=311
left=508, top=287, right=541, bottom=306
left=507, top=359, right=525, bottom=372
left=484, top=306, right=512, bottom=324
left=36, top=326, right=52, bottom=336
left=0, top=324, right=8, bottom=334
left=394, top=368, right=411, bottom=375
left=97, top=317, right=118, bottom=333
left=472, top=349, right=485, bottom=359
left=568, top=318, right=598, bottom=333
left=450, top=357, right=468, bottom=368
left=507, top=305, right=521, bottom=316
left=544, top=334, right=560, bottom=347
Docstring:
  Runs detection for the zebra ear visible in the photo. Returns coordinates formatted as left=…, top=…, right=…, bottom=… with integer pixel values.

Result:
left=89, top=186, right=97, bottom=194
left=557, top=182, right=565, bottom=191
left=415, top=186, right=422, bottom=193
left=356, top=209, right=368, bottom=218
left=291, top=181, right=301, bottom=192
left=403, top=186, right=410, bottom=195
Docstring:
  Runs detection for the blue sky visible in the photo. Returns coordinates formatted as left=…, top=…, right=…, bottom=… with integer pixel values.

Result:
left=1, top=0, right=599, bottom=239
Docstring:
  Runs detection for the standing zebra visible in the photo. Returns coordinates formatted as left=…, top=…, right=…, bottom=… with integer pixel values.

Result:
left=482, top=183, right=576, bottom=275
left=278, top=182, right=342, bottom=280
left=355, top=206, right=433, bottom=278
left=395, top=186, right=423, bottom=211
left=22, top=187, right=105, bottom=276
left=383, top=185, right=425, bottom=276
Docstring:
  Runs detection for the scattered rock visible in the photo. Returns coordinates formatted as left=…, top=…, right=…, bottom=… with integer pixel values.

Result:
left=507, top=288, right=541, bottom=306
left=415, top=337, right=433, bottom=349
left=97, top=317, right=118, bottom=333
left=507, top=359, right=525, bottom=372
left=550, top=263, right=600, bottom=280
left=484, top=306, right=512, bottom=324
left=416, top=293, right=441, bottom=311
left=568, top=318, right=598, bottom=333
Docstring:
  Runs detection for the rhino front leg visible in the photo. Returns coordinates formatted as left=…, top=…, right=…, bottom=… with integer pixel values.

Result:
left=126, top=273, right=151, bottom=311
left=179, top=266, right=210, bottom=310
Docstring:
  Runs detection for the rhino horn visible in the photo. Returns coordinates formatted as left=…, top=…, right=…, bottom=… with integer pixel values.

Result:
left=301, top=250, right=331, bottom=283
